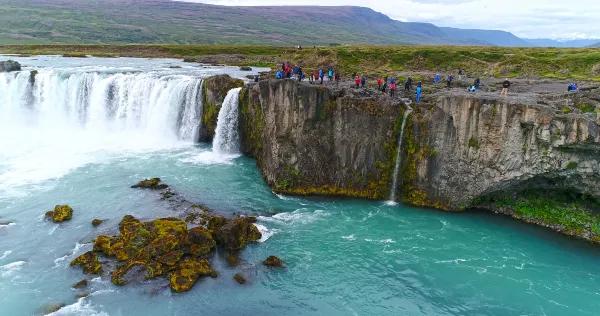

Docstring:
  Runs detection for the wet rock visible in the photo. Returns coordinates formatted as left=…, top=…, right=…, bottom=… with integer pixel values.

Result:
left=188, top=226, right=216, bottom=256
left=75, top=291, right=89, bottom=298
left=43, top=302, right=65, bottom=315
left=161, top=191, right=174, bottom=200
left=72, top=279, right=88, bottom=289
left=227, top=251, right=239, bottom=266
left=233, top=273, right=246, bottom=284
left=183, top=57, right=196, bottom=63
left=0, top=60, right=21, bottom=72
left=246, top=216, right=257, bottom=223
left=45, top=205, right=73, bottom=223
left=29, top=70, right=38, bottom=85
left=131, top=178, right=168, bottom=190
left=207, top=216, right=227, bottom=233
left=169, top=257, right=215, bottom=293
left=214, top=217, right=262, bottom=250
left=263, top=256, right=282, bottom=267
left=70, top=251, right=103, bottom=274
left=239, top=66, right=252, bottom=71
left=0, top=220, right=13, bottom=226
left=91, top=219, right=104, bottom=227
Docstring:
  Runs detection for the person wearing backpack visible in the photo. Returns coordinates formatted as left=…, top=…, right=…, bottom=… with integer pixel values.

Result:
left=390, top=82, right=396, bottom=97
left=328, top=69, right=333, bottom=81
left=501, top=78, right=510, bottom=97
left=447, top=74, right=453, bottom=88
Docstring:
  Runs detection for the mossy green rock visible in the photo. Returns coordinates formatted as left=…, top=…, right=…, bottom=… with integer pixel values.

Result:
left=131, top=178, right=168, bottom=189
left=91, top=219, right=104, bottom=227
left=188, top=226, right=216, bottom=256
left=214, top=217, right=262, bottom=250
left=233, top=273, right=246, bottom=284
left=70, top=251, right=102, bottom=274
left=169, top=257, right=215, bottom=293
left=72, top=279, right=87, bottom=289
left=45, top=205, right=73, bottom=223
left=263, top=256, right=282, bottom=267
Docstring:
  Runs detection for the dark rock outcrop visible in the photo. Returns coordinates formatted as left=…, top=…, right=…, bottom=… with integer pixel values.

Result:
left=213, top=217, right=262, bottom=250
left=72, top=279, right=88, bottom=289
left=239, top=79, right=405, bottom=199
left=91, top=219, right=104, bottom=227
left=0, top=60, right=21, bottom=72
left=199, top=75, right=244, bottom=142
left=263, top=256, right=282, bottom=267
left=131, top=178, right=168, bottom=189
left=45, top=205, right=73, bottom=223
left=233, top=273, right=246, bottom=284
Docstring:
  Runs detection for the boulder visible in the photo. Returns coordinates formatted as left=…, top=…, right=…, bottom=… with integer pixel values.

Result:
left=91, top=219, right=104, bottom=227
left=187, top=226, right=216, bottom=256
left=72, top=279, right=87, bottom=289
left=70, top=251, right=102, bottom=274
left=169, top=257, right=215, bottom=293
left=131, top=178, right=168, bottom=189
left=263, top=256, right=282, bottom=267
left=75, top=292, right=89, bottom=298
left=239, top=66, right=253, bottom=71
left=214, top=217, right=262, bottom=250
left=182, top=57, right=196, bottom=63
left=45, top=205, right=73, bottom=223
left=42, top=302, right=65, bottom=315
left=233, top=273, right=246, bottom=284
left=0, top=60, right=21, bottom=72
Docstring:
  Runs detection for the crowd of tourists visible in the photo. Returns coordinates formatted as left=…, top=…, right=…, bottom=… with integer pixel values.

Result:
left=273, top=64, right=521, bottom=102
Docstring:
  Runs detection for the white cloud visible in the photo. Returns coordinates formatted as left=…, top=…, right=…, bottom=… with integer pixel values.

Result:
left=182, top=0, right=600, bottom=39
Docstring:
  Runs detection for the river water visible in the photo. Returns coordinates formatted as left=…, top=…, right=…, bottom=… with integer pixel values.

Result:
left=0, top=56, right=599, bottom=316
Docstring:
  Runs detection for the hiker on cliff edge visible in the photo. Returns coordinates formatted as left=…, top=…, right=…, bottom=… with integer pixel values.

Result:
left=447, top=74, right=453, bottom=88
left=501, top=78, right=510, bottom=97
left=416, top=85, right=422, bottom=103
left=390, top=82, right=396, bottom=97
left=435, top=73, right=440, bottom=85
left=355, top=76, right=361, bottom=89
left=328, top=68, right=333, bottom=81
left=361, top=75, right=367, bottom=88
left=319, top=68, right=324, bottom=84
left=377, top=77, right=383, bottom=90
left=406, top=76, right=413, bottom=91
left=458, top=68, right=463, bottom=81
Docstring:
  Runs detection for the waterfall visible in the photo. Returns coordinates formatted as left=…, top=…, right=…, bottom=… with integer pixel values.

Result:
left=212, top=87, right=242, bottom=154
left=0, top=70, right=204, bottom=142
left=389, top=107, right=413, bottom=202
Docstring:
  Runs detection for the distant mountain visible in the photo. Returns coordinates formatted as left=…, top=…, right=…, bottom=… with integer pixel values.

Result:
left=441, top=27, right=530, bottom=47
left=588, top=42, right=600, bottom=48
left=525, top=38, right=600, bottom=48
left=0, top=0, right=522, bottom=47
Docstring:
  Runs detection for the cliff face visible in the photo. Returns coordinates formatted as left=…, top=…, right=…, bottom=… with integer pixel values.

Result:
left=400, top=92, right=600, bottom=209
left=239, top=79, right=405, bottom=199
left=199, top=75, right=244, bottom=142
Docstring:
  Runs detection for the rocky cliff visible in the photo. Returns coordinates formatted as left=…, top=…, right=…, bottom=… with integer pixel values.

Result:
left=0, top=60, right=21, bottom=72
left=199, top=75, right=244, bottom=142
left=401, top=91, right=600, bottom=210
left=239, top=79, right=406, bottom=199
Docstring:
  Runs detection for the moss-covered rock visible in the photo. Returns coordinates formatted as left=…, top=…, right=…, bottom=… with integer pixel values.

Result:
left=169, top=257, right=215, bottom=293
left=131, top=178, right=168, bottom=190
left=70, top=251, right=102, bottom=274
left=227, top=251, right=239, bottom=266
left=72, top=279, right=87, bottom=289
left=187, top=226, right=216, bottom=256
left=214, top=217, right=262, bottom=250
left=199, top=75, right=245, bottom=142
left=263, top=256, right=282, bottom=267
left=233, top=273, right=246, bottom=284
left=45, top=205, right=73, bottom=223
left=91, top=219, right=104, bottom=227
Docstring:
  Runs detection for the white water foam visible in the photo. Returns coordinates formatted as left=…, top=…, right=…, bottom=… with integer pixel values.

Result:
left=341, top=234, right=356, bottom=241
left=0, top=261, right=26, bottom=277
left=213, top=87, right=242, bottom=154
left=45, top=298, right=109, bottom=316
left=258, top=209, right=329, bottom=226
left=0, top=251, right=12, bottom=260
left=254, top=223, right=279, bottom=242
left=389, top=107, right=413, bottom=202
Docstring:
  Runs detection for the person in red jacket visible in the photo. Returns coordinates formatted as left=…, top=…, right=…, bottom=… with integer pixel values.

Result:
left=355, top=76, right=360, bottom=89
left=377, top=77, right=383, bottom=90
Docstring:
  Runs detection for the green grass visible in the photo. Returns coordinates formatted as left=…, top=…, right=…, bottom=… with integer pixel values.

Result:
left=2, top=44, right=599, bottom=81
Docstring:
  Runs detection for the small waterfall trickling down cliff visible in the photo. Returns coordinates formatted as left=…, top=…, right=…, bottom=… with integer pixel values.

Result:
left=0, top=70, right=204, bottom=142
left=389, top=107, right=413, bottom=202
left=213, top=87, right=242, bottom=154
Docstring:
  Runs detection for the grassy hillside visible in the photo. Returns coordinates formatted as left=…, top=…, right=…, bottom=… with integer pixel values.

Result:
left=0, top=0, right=496, bottom=46
left=2, top=45, right=600, bottom=81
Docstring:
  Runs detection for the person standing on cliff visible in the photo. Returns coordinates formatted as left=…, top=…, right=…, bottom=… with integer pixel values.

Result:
left=309, top=72, right=314, bottom=84
left=407, top=75, right=413, bottom=90
left=416, top=85, right=422, bottom=103
left=447, top=74, right=453, bottom=88
left=328, top=68, right=333, bottom=81
left=435, top=73, right=440, bottom=85
left=458, top=68, right=463, bottom=81
left=501, top=78, right=510, bottom=97
left=377, top=77, right=383, bottom=90
left=390, top=82, right=396, bottom=97
left=319, top=68, right=324, bottom=85
left=382, top=79, right=387, bottom=93
left=355, top=76, right=360, bottom=89
left=361, top=75, right=366, bottom=88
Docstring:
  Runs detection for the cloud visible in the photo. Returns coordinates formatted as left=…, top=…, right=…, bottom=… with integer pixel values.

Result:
left=182, top=0, right=600, bottom=39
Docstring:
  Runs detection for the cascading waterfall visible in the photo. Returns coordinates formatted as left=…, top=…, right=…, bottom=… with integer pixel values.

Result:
left=0, top=70, right=204, bottom=142
left=389, top=107, right=413, bottom=202
left=212, top=87, right=242, bottom=154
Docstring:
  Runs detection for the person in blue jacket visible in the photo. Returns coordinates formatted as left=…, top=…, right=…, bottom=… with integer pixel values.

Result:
left=319, top=68, right=324, bottom=84
left=276, top=71, right=282, bottom=79
left=328, top=69, right=333, bottom=81
left=435, top=73, right=440, bottom=85
left=416, top=86, right=422, bottom=103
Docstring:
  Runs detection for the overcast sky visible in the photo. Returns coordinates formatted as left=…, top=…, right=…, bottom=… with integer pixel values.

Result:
left=186, top=0, right=600, bottom=39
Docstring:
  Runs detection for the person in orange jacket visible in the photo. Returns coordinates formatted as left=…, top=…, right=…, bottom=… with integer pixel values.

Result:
left=377, top=77, right=383, bottom=90
left=355, top=76, right=361, bottom=89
